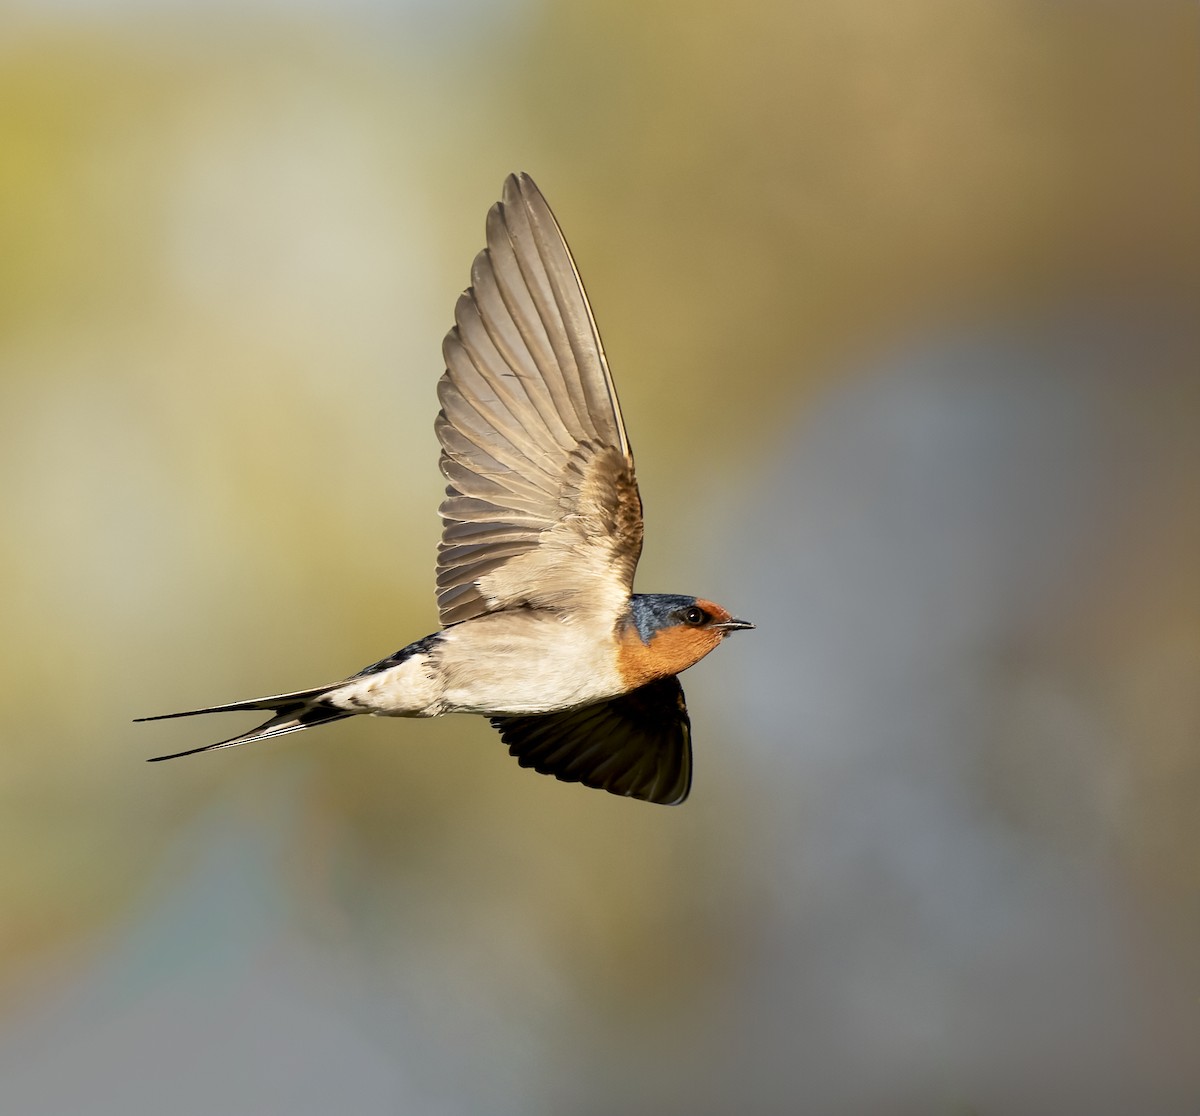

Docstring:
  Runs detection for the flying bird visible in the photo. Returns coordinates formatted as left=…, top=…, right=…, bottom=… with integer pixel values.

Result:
left=138, top=173, right=752, bottom=804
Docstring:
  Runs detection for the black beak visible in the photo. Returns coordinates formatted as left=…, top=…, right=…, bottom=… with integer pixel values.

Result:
left=714, top=618, right=755, bottom=632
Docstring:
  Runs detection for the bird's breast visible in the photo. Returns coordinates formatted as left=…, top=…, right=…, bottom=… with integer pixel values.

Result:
left=434, top=611, right=627, bottom=716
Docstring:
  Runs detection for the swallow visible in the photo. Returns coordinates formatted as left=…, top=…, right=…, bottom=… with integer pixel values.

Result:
left=138, top=173, right=753, bottom=804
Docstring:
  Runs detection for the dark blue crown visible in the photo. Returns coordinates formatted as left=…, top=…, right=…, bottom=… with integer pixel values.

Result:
left=627, top=594, right=699, bottom=644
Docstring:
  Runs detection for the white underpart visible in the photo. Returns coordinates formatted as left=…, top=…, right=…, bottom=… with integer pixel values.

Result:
left=330, top=609, right=627, bottom=719
left=331, top=652, right=444, bottom=717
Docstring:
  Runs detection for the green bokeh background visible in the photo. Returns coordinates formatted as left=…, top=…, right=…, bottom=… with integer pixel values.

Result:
left=1, top=2, right=1197, bottom=1112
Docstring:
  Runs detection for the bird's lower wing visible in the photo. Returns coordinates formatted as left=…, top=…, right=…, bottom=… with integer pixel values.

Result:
left=489, top=675, right=692, bottom=805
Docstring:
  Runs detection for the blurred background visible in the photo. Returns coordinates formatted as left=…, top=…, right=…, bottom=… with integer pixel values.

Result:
left=1, top=1, right=1197, bottom=1112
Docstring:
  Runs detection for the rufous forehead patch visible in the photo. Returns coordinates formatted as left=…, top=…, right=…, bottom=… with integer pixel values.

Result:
left=694, top=598, right=733, bottom=624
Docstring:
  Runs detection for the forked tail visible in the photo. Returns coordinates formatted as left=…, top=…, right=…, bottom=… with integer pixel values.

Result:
left=136, top=683, right=353, bottom=761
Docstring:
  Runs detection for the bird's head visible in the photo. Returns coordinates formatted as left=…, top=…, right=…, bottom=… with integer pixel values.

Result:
left=617, top=594, right=754, bottom=686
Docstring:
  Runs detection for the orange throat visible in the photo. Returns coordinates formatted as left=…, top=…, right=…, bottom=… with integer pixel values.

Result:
left=615, top=623, right=722, bottom=689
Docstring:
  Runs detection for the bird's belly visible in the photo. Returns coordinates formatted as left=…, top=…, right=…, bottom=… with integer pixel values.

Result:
left=436, top=616, right=625, bottom=716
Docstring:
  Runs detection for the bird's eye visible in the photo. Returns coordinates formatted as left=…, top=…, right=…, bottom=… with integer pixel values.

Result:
left=682, top=606, right=708, bottom=626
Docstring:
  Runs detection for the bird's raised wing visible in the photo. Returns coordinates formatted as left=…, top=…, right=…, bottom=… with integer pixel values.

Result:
left=435, top=173, right=643, bottom=626
left=490, top=675, right=692, bottom=805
